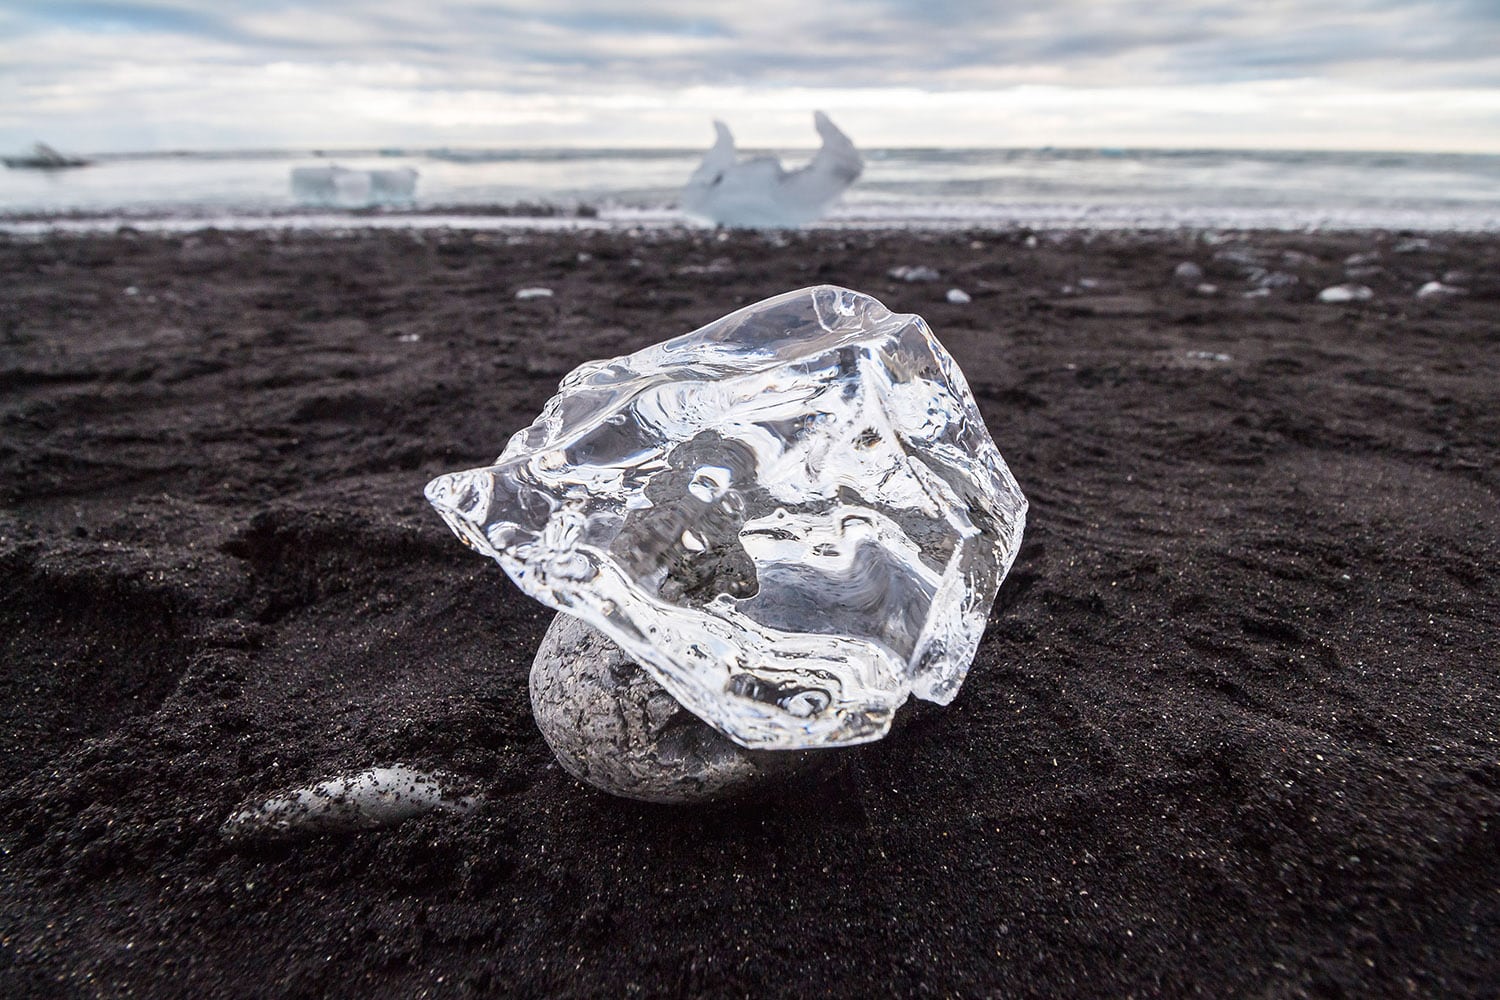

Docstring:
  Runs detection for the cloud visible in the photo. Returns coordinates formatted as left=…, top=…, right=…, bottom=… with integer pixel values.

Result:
left=1, top=0, right=1497, bottom=150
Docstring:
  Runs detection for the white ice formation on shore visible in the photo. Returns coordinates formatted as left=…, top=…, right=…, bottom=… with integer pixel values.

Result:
left=426, top=286, right=1027, bottom=750
left=220, top=766, right=476, bottom=842
left=291, top=165, right=418, bottom=207
left=679, top=112, right=863, bottom=228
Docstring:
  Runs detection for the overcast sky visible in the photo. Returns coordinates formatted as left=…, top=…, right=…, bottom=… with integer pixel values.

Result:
left=2, top=1, right=1498, bottom=153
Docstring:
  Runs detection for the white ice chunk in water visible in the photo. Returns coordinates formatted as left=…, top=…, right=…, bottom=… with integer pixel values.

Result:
left=426, top=286, right=1027, bottom=750
left=679, top=112, right=863, bottom=229
left=515, top=287, right=555, bottom=300
left=291, top=165, right=418, bottom=207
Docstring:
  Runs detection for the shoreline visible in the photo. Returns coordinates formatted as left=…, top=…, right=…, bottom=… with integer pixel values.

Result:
left=5, top=203, right=1500, bottom=237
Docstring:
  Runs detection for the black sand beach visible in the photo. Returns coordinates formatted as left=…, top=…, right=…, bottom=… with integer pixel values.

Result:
left=2, top=226, right=1497, bottom=997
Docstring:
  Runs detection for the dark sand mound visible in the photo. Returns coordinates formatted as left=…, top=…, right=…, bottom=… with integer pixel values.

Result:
left=2, top=227, right=1497, bottom=997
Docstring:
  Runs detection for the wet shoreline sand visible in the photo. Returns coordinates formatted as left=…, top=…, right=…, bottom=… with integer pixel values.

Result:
left=2, top=227, right=1497, bottom=996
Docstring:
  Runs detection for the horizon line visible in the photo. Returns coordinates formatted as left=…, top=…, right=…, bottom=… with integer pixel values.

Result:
left=25, top=142, right=1500, bottom=160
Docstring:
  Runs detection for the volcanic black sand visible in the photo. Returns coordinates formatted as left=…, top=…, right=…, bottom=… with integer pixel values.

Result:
left=2, top=225, right=1497, bottom=998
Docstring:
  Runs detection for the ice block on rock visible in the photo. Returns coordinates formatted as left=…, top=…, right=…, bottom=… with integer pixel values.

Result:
left=426, top=286, right=1026, bottom=750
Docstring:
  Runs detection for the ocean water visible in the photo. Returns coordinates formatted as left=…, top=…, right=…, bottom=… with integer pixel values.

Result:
left=3, top=147, right=1498, bottom=231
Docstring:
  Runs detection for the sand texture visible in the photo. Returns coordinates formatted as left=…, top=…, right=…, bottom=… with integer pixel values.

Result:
left=2, top=226, right=1498, bottom=997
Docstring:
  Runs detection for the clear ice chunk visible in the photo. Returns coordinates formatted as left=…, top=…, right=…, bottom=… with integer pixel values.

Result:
left=290, top=165, right=418, bottom=207
left=679, top=111, right=863, bottom=229
left=426, top=286, right=1026, bottom=749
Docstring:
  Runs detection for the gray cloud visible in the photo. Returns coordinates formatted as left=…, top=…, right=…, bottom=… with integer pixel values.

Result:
left=6, top=0, right=1498, bottom=87
left=1, top=0, right=1497, bottom=151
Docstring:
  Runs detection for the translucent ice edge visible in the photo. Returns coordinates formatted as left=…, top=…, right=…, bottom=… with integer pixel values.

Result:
left=428, top=285, right=1026, bottom=750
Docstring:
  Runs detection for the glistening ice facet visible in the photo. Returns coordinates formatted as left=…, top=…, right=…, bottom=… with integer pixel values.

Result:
left=426, top=286, right=1026, bottom=749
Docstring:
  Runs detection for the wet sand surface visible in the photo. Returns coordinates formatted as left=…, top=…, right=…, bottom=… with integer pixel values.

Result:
left=2, top=226, right=1498, bottom=997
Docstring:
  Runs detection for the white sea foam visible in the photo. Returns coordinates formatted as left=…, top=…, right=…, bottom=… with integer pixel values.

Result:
left=7, top=199, right=1497, bottom=237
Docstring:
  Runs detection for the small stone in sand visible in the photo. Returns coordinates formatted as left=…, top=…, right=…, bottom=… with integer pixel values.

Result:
left=530, top=614, right=812, bottom=803
left=1173, top=262, right=1204, bottom=284
left=888, top=265, right=940, bottom=283
left=1393, top=238, right=1446, bottom=255
left=1317, top=284, right=1374, bottom=304
left=1416, top=281, right=1465, bottom=299
left=1248, top=268, right=1297, bottom=290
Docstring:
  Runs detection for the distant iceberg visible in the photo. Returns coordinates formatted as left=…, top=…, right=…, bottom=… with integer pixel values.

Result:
left=3, top=142, right=91, bottom=170
left=679, top=111, right=863, bottom=228
left=291, top=165, right=418, bottom=207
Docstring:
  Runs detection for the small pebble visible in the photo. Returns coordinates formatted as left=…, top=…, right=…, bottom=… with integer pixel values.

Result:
left=1416, top=281, right=1465, bottom=299
left=531, top=614, right=812, bottom=803
left=1173, top=261, right=1204, bottom=284
left=888, top=265, right=940, bottom=283
left=1247, top=268, right=1297, bottom=290
left=1393, top=237, right=1446, bottom=254
left=1317, top=283, right=1374, bottom=304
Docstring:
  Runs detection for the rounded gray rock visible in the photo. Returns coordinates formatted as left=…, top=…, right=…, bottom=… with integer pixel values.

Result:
left=530, top=613, right=811, bottom=803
